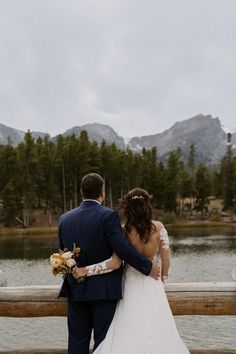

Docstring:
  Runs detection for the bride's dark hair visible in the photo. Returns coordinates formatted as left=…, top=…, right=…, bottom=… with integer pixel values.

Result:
left=123, top=188, right=155, bottom=243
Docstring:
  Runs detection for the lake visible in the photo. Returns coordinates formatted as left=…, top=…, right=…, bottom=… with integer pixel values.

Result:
left=0, top=227, right=235, bottom=350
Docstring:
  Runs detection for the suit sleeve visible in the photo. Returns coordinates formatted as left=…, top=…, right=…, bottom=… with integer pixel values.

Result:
left=103, top=210, right=152, bottom=276
left=58, top=217, right=64, bottom=250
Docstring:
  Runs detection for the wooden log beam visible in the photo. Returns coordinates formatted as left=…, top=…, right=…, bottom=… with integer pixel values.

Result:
left=0, top=349, right=235, bottom=354
left=0, top=283, right=235, bottom=317
left=165, top=282, right=236, bottom=315
left=191, top=351, right=236, bottom=354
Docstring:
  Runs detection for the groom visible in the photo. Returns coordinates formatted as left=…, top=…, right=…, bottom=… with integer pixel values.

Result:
left=58, top=173, right=160, bottom=354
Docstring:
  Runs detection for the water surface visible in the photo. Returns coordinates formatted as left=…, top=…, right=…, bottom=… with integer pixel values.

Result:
left=0, top=227, right=235, bottom=350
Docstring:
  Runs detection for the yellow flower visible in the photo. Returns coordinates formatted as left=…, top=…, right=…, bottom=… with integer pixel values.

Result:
left=74, top=247, right=81, bottom=254
left=50, top=254, right=66, bottom=268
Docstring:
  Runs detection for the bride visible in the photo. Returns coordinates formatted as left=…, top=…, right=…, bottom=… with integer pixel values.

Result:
left=73, top=188, right=190, bottom=354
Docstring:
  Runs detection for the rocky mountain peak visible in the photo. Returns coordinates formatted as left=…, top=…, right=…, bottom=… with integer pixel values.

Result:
left=129, top=114, right=227, bottom=164
left=63, top=123, right=125, bottom=149
left=0, top=123, right=25, bottom=146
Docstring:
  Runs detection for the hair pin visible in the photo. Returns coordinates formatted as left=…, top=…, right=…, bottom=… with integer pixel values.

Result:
left=131, top=195, right=144, bottom=200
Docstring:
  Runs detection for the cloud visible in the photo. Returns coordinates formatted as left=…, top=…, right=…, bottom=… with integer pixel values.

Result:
left=0, top=0, right=236, bottom=137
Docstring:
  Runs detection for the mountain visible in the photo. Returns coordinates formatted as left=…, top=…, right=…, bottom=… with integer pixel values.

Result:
left=62, top=123, right=125, bottom=149
left=0, top=115, right=231, bottom=164
left=128, top=114, right=228, bottom=164
left=0, top=124, right=49, bottom=146
left=0, top=122, right=125, bottom=148
left=31, top=131, right=49, bottom=140
left=0, top=123, right=25, bottom=146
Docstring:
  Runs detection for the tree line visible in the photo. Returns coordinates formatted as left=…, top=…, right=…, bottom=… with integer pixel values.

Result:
left=0, top=131, right=235, bottom=227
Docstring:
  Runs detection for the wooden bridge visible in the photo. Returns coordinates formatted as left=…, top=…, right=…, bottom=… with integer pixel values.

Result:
left=0, top=282, right=235, bottom=354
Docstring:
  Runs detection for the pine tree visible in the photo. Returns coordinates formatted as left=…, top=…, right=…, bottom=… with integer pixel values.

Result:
left=195, top=163, right=211, bottom=216
left=140, top=147, right=158, bottom=203
left=54, top=134, right=67, bottom=212
left=17, top=131, right=38, bottom=226
left=155, top=161, right=167, bottom=209
left=36, top=136, right=60, bottom=225
left=0, top=141, right=21, bottom=226
left=221, top=133, right=234, bottom=210
left=2, top=181, right=21, bottom=226
left=187, top=144, right=196, bottom=210
left=163, top=151, right=181, bottom=212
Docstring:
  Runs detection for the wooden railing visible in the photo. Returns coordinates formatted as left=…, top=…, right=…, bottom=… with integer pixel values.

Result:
left=0, top=282, right=235, bottom=354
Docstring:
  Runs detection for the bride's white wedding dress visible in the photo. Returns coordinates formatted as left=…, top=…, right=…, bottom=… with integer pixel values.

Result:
left=94, top=268, right=189, bottom=353
left=91, top=224, right=190, bottom=354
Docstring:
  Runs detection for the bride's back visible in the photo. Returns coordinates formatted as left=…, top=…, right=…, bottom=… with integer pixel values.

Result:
left=122, top=187, right=171, bottom=281
left=122, top=188, right=164, bottom=260
left=127, top=220, right=162, bottom=260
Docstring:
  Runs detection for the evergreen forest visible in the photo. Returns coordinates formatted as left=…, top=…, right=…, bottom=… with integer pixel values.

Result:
left=0, top=130, right=236, bottom=227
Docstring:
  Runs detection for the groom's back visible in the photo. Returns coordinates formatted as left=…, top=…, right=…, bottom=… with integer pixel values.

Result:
left=58, top=201, right=123, bottom=301
left=59, top=201, right=113, bottom=264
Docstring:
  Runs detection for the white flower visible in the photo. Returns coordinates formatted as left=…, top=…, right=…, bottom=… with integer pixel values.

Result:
left=66, top=258, right=76, bottom=268
left=62, top=251, right=73, bottom=259
left=50, top=253, right=60, bottom=258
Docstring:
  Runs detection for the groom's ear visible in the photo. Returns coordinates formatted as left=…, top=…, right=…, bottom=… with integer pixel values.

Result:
left=100, top=185, right=105, bottom=201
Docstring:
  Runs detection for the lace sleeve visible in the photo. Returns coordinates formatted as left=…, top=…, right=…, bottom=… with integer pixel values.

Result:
left=86, top=253, right=122, bottom=277
left=160, top=227, right=170, bottom=250
left=159, top=226, right=171, bottom=283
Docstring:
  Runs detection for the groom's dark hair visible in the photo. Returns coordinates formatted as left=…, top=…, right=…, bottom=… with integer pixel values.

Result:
left=81, top=173, right=104, bottom=199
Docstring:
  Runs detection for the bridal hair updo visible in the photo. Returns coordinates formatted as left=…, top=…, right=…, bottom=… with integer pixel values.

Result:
left=123, top=188, right=155, bottom=243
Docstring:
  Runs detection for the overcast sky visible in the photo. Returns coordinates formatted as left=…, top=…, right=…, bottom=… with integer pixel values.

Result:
left=0, top=0, right=236, bottom=138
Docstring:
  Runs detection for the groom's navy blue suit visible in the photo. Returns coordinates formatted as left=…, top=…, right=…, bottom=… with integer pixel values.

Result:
left=58, top=200, right=152, bottom=354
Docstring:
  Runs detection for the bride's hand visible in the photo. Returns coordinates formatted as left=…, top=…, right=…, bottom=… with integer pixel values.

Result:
left=149, top=261, right=160, bottom=280
left=72, top=266, right=87, bottom=279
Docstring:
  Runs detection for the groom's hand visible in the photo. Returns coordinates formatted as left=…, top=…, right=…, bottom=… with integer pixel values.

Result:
left=149, top=261, right=160, bottom=280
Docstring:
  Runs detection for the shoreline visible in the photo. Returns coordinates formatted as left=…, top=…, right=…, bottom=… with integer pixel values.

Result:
left=0, top=227, right=58, bottom=237
left=165, top=221, right=236, bottom=228
left=0, top=221, right=236, bottom=237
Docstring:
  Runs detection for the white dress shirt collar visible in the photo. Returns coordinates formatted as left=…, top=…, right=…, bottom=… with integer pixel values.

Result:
left=83, top=199, right=101, bottom=205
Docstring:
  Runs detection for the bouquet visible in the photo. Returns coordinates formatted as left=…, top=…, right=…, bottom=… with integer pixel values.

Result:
left=49, top=244, right=86, bottom=282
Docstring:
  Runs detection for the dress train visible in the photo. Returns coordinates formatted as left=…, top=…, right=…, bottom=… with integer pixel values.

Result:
left=94, top=265, right=190, bottom=354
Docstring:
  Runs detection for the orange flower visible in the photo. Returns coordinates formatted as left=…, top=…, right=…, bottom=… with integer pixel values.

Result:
left=52, top=267, right=61, bottom=276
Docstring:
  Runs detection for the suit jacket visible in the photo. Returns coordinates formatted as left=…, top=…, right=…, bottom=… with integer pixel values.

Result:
left=58, top=200, right=152, bottom=302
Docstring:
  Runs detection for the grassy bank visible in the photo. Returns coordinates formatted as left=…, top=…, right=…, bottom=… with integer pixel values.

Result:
left=0, top=227, right=57, bottom=237
left=0, top=221, right=236, bottom=237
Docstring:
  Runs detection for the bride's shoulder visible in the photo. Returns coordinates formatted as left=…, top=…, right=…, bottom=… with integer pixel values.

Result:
left=152, top=220, right=165, bottom=232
